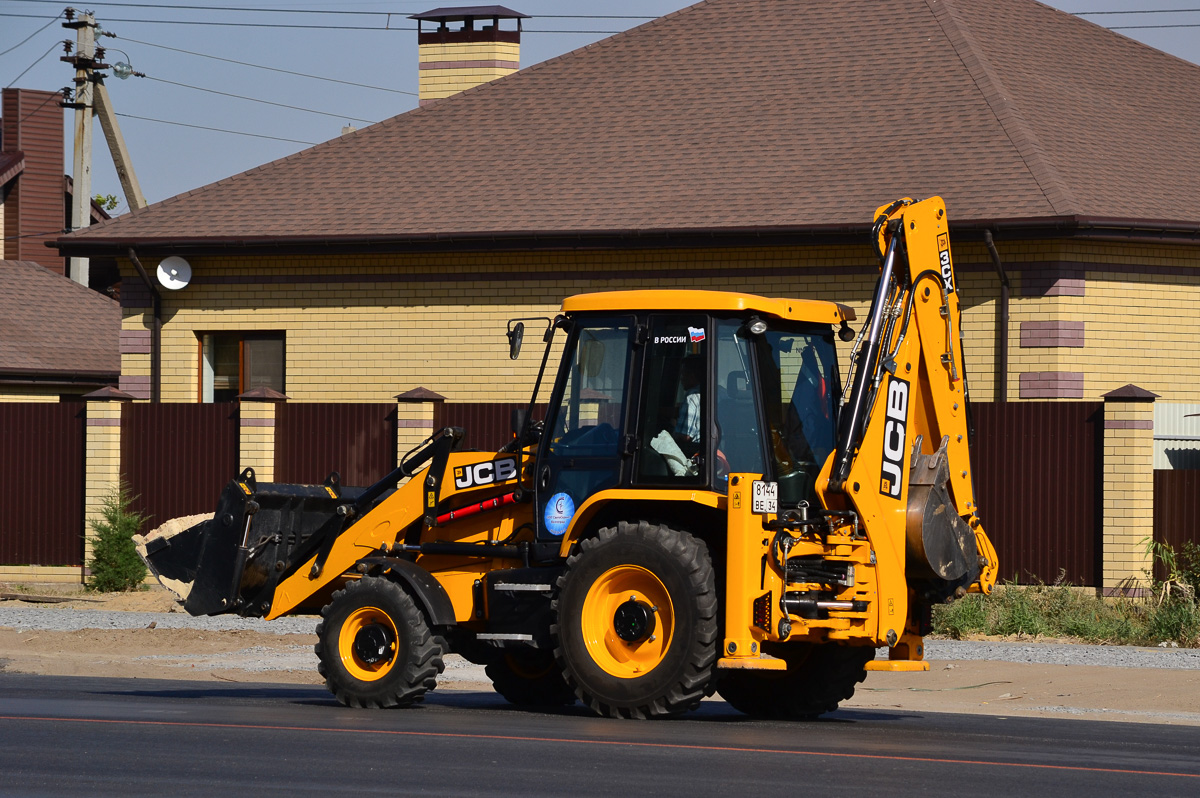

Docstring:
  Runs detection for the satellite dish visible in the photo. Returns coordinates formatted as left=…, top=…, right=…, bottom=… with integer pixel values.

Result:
left=156, top=256, right=192, bottom=290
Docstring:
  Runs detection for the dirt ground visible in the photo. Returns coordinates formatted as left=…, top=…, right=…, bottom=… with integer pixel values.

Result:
left=2, top=586, right=1199, bottom=725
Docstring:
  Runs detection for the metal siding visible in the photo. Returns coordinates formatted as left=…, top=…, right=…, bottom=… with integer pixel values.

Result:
left=0, top=403, right=85, bottom=565
left=971, top=402, right=1102, bottom=585
left=1153, top=470, right=1200, bottom=581
left=434, top=403, right=547, bottom=453
left=276, top=404, right=396, bottom=486
left=1153, top=403, right=1200, bottom=469
left=1, top=89, right=66, bottom=273
left=121, top=403, right=240, bottom=529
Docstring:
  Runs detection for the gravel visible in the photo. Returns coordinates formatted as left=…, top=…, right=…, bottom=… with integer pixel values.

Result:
left=3, top=606, right=1199, bottom=670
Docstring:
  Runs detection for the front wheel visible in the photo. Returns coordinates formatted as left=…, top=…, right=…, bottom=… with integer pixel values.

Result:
left=553, top=521, right=718, bottom=719
left=315, top=577, right=444, bottom=708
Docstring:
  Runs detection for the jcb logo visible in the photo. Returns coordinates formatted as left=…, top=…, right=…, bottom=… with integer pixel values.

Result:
left=937, top=233, right=955, bottom=294
left=879, top=378, right=909, bottom=498
left=454, top=457, right=518, bottom=490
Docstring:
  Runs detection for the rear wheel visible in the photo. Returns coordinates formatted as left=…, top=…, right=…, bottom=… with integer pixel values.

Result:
left=484, top=648, right=577, bottom=707
left=716, top=643, right=873, bottom=719
left=553, top=521, right=718, bottom=719
left=315, top=576, right=444, bottom=708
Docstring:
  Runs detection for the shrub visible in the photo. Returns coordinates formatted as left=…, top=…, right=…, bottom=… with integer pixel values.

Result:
left=86, top=482, right=148, bottom=592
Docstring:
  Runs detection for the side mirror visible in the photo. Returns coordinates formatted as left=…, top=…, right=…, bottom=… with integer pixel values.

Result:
left=507, top=321, right=525, bottom=360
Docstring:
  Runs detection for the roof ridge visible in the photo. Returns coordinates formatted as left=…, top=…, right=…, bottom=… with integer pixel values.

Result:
left=926, top=0, right=1080, bottom=217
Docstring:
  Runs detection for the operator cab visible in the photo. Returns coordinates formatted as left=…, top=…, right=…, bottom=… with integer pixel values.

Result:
left=531, top=291, right=853, bottom=541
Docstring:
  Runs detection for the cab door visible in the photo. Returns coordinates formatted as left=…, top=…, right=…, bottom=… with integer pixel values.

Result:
left=535, top=317, right=635, bottom=541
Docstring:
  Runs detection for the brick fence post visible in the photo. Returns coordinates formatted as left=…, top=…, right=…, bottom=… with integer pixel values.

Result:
left=82, top=386, right=136, bottom=572
left=1101, top=384, right=1159, bottom=596
left=237, top=387, right=287, bottom=482
left=396, top=388, right=445, bottom=464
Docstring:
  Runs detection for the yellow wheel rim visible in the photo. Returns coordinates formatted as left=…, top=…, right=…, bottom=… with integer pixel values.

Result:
left=339, top=605, right=398, bottom=682
left=580, top=565, right=674, bottom=679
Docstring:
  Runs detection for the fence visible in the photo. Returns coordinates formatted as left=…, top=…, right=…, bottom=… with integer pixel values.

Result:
left=121, top=402, right=240, bottom=530
left=0, top=403, right=85, bottom=566
left=1, top=397, right=1191, bottom=589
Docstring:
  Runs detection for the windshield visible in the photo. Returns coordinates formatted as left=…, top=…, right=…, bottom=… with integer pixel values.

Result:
left=752, top=325, right=839, bottom=505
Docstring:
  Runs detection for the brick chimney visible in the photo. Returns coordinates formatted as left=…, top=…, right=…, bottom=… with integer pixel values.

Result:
left=410, top=6, right=528, bottom=107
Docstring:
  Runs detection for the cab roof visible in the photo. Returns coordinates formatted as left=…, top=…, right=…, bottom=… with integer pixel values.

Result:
left=562, top=290, right=855, bottom=325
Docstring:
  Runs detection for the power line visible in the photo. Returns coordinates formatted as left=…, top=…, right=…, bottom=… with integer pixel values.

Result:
left=0, top=8, right=62, bottom=57
left=0, top=11, right=621, bottom=33
left=1110, top=23, right=1200, bottom=29
left=7, top=1, right=656, bottom=19
left=1078, top=8, right=1200, bottom=14
left=4, top=40, right=60, bottom=88
left=111, top=34, right=416, bottom=96
left=115, top=111, right=317, bottom=144
left=141, top=75, right=378, bottom=123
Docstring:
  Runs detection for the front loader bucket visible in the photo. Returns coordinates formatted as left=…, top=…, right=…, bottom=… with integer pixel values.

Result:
left=136, top=468, right=364, bottom=617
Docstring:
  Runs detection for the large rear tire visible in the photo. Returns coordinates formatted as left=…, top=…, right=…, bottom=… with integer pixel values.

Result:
left=716, top=643, right=873, bottom=719
left=553, top=521, right=718, bottom=719
left=315, top=576, right=444, bottom=708
left=484, top=648, right=577, bottom=707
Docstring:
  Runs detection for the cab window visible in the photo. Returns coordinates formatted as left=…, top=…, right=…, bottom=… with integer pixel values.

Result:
left=635, top=316, right=707, bottom=484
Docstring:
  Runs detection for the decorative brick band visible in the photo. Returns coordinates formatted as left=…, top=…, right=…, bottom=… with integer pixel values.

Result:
left=119, top=329, right=152, bottom=355
left=398, top=418, right=435, bottom=428
left=241, top=417, right=275, bottom=427
left=1104, top=419, right=1154, bottom=430
left=419, top=60, right=519, bottom=70
left=1020, top=320, right=1084, bottom=348
left=118, top=375, right=151, bottom=400
left=86, top=417, right=121, bottom=427
left=1018, top=266, right=1086, bottom=298
left=1019, top=371, right=1084, bottom=399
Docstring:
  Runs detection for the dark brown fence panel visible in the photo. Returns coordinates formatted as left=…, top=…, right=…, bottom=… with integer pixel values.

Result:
left=0, top=403, right=85, bottom=565
left=971, top=401, right=1102, bottom=585
left=435, top=403, right=548, bottom=453
left=121, top=403, right=240, bottom=530
left=1153, top=470, right=1200, bottom=581
left=276, top=404, right=396, bottom=486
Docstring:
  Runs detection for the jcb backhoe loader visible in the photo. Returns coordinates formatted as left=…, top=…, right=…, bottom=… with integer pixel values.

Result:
left=138, top=196, right=998, bottom=718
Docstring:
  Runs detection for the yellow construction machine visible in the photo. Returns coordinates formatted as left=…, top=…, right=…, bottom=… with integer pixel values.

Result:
left=139, top=196, right=997, bottom=718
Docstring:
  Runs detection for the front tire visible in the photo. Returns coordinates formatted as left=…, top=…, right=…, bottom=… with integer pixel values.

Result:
left=716, top=643, right=873, bottom=719
left=553, top=521, right=718, bottom=719
left=315, top=576, right=444, bottom=708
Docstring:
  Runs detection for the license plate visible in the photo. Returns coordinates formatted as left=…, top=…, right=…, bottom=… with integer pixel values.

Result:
left=752, top=480, right=778, bottom=514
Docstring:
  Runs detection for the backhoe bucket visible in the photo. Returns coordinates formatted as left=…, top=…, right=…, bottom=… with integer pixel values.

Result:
left=136, top=469, right=362, bottom=617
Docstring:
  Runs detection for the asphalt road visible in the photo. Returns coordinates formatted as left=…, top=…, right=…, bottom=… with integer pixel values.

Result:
left=2, top=674, right=1198, bottom=797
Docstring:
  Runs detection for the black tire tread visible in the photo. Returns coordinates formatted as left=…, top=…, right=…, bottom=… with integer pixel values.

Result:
left=484, top=649, right=577, bottom=707
left=716, top=643, right=873, bottom=719
left=314, top=576, right=444, bottom=709
left=552, top=520, right=718, bottom=719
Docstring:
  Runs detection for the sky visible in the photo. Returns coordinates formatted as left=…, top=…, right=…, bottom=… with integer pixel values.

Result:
left=1, top=0, right=1198, bottom=215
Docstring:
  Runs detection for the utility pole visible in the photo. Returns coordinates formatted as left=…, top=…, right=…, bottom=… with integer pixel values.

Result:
left=94, top=81, right=147, bottom=211
left=61, top=10, right=99, bottom=287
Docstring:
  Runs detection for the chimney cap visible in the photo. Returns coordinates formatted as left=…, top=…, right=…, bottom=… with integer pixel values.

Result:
left=410, top=6, right=529, bottom=22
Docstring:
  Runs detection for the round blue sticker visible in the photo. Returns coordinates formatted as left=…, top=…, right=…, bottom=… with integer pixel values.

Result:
left=544, top=492, right=575, bottom=536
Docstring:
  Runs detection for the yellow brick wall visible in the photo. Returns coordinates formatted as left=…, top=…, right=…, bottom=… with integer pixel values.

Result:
left=0, top=390, right=59, bottom=402
left=117, top=239, right=1200, bottom=406
left=1102, top=400, right=1155, bottom=590
left=238, top=402, right=276, bottom=482
left=83, top=400, right=124, bottom=563
left=418, top=40, right=519, bottom=101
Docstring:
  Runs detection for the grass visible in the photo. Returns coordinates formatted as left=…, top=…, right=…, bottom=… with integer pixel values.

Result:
left=932, top=581, right=1199, bottom=647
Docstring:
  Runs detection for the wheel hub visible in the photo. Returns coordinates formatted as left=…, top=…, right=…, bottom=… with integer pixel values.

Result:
left=353, top=623, right=394, bottom=665
left=613, top=598, right=657, bottom=643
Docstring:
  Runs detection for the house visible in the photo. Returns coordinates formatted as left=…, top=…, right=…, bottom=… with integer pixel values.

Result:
left=51, top=0, right=1200, bottom=409
left=34, top=0, right=1200, bottom=590
left=1, top=88, right=119, bottom=399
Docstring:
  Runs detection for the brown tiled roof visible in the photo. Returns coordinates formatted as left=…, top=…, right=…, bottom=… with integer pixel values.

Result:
left=0, top=260, right=119, bottom=378
left=55, top=0, right=1200, bottom=255
left=0, top=151, right=24, bottom=185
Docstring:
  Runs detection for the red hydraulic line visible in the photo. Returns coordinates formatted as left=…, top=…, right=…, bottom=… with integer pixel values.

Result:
left=436, top=492, right=519, bottom=525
